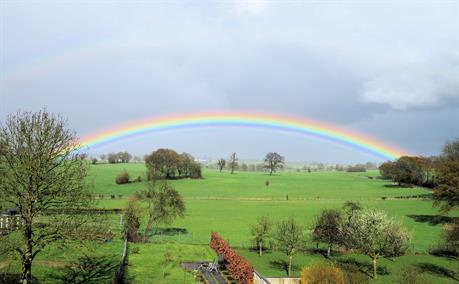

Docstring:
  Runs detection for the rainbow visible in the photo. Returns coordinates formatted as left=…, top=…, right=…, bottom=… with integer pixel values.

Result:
left=79, top=112, right=409, bottom=160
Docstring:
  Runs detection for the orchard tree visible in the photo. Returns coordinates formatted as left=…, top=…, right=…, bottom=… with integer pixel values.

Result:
left=274, top=217, right=305, bottom=276
left=251, top=216, right=272, bottom=256
left=217, top=159, right=226, bottom=172
left=312, top=209, right=343, bottom=258
left=264, top=152, right=285, bottom=175
left=0, top=110, right=92, bottom=284
left=140, top=181, right=185, bottom=242
left=228, top=152, right=239, bottom=174
left=342, top=209, right=410, bottom=279
left=433, top=138, right=459, bottom=214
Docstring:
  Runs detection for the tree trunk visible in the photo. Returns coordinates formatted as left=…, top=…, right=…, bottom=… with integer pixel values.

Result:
left=143, top=219, right=154, bottom=242
left=270, top=168, right=273, bottom=175
left=259, top=241, right=263, bottom=256
left=20, top=224, right=33, bottom=284
left=327, top=244, right=331, bottom=258
left=372, top=257, right=377, bottom=279
left=288, top=255, right=293, bottom=276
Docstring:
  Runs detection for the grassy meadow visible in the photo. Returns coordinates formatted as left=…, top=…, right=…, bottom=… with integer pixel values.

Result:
left=1, top=163, right=458, bottom=283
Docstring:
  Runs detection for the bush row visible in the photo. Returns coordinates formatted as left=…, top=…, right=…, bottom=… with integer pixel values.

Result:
left=210, top=232, right=253, bottom=284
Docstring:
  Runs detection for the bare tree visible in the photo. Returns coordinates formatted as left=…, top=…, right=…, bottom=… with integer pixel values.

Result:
left=0, top=110, right=91, bottom=284
left=217, top=159, right=226, bottom=172
left=264, top=152, right=285, bottom=175
left=228, top=152, right=239, bottom=174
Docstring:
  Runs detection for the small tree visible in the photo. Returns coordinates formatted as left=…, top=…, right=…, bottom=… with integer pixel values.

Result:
left=342, top=210, right=410, bottom=279
left=264, top=152, right=285, bottom=175
left=91, top=158, right=98, bottom=165
left=251, top=216, right=272, bottom=256
left=122, top=198, right=141, bottom=242
left=301, top=264, right=345, bottom=284
left=312, top=209, right=343, bottom=258
left=274, top=217, right=305, bottom=276
left=217, top=159, right=226, bottom=172
left=140, top=181, right=185, bottom=242
left=228, top=152, right=239, bottom=174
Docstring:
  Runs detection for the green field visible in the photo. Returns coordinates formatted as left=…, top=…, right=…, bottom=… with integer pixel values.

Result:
left=1, top=163, right=458, bottom=283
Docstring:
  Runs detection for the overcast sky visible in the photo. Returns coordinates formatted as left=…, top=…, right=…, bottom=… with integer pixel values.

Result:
left=0, top=1, right=458, bottom=163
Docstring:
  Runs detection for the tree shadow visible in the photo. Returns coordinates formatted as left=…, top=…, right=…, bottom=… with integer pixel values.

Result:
left=269, top=260, right=300, bottom=275
left=305, top=248, right=344, bottom=258
left=46, top=254, right=117, bottom=284
left=152, top=227, right=188, bottom=236
left=248, top=246, right=273, bottom=255
left=407, top=215, right=459, bottom=226
left=383, top=184, right=412, bottom=188
left=415, top=263, right=459, bottom=281
left=0, top=273, right=40, bottom=284
left=335, top=258, right=388, bottom=277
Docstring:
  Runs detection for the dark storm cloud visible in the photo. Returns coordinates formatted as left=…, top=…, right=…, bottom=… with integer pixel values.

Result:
left=1, top=1, right=458, bottom=160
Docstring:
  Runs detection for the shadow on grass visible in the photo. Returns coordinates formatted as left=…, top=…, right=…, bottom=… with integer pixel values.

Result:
left=46, top=254, right=117, bottom=284
left=0, top=273, right=39, bottom=284
left=305, top=248, right=344, bottom=258
left=152, top=227, right=188, bottom=236
left=407, top=215, right=459, bottom=226
left=383, top=184, right=413, bottom=188
left=334, top=258, right=388, bottom=278
left=416, top=263, right=459, bottom=281
left=247, top=247, right=273, bottom=255
left=269, top=260, right=300, bottom=275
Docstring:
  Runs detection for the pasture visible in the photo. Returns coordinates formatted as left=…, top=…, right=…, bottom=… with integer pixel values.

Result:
left=1, top=163, right=458, bottom=283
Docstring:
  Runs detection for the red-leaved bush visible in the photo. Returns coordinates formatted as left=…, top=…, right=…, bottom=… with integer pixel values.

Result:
left=210, top=232, right=254, bottom=284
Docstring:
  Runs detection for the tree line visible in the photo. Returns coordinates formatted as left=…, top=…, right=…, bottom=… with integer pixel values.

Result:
left=217, top=152, right=285, bottom=175
left=379, top=139, right=458, bottom=207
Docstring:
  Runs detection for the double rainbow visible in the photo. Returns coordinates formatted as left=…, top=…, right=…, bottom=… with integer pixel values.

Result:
left=80, top=112, right=408, bottom=160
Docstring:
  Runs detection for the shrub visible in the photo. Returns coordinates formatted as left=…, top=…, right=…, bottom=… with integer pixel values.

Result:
left=115, top=171, right=130, bottom=184
left=301, top=264, right=345, bottom=284
left=431, top=220, right=459, bottom=257
left=210, top=232, right=253, bottom=284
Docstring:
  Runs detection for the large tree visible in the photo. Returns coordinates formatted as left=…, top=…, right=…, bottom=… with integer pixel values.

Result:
left=251, top=216, right=272, bottom=256
left=274, top=217, right=305, bottom=276
left=342, top=209, right=410, bottom=279
left=0, top=110, right=91, bottom=284
left=433, top=138, right=459, bottom=214
left=228, top=152, right=239, bottom=174
left=144, top=149, right=201, bottom=179
left=140, top=181, right=185, bottom=242
left=264, top=152, right=285, bottom=175
left=312, top=209, right=343, bottom=258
